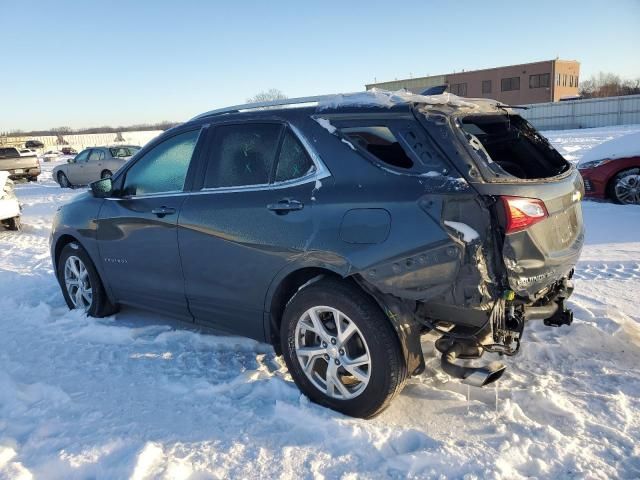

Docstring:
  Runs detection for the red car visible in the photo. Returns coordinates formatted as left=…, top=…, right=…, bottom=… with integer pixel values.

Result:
left=577, top=132, right=640, bottom=205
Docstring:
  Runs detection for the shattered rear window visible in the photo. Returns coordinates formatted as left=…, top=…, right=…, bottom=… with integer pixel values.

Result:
left=341, top=126, right=413, bottom=169
left=334, top=119, right=454, bottom=176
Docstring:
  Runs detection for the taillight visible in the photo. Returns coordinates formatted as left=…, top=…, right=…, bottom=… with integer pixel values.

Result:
left=501, top=196, right=548, bottom=233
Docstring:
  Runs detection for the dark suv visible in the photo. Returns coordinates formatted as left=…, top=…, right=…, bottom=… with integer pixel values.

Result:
left=50, top=91, right=584, bottom=418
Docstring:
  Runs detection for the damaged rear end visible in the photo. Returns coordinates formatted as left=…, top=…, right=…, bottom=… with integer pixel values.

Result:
left=409, top=102, right=584, bottom=386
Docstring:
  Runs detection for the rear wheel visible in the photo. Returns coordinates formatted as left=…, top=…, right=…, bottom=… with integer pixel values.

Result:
left=57, top=171, right=71, bottom=188
left=609, top=168, right=640, bottom=205
left=280, top=278, right=407, bottom=418
left=100, top=169, right=113, bottom=179
left=57, top=242, right=118, bottom=317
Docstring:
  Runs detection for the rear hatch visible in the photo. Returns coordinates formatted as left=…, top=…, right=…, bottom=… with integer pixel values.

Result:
left=452, top=112, right=584, bottom=299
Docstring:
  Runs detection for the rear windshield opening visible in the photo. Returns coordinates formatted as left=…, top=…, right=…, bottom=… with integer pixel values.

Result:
left=460, top=114, right=570, bottom=180
left=341, top=126, right=414, bottom=169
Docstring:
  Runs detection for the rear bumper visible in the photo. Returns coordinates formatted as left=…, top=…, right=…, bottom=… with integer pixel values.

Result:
left=7, top=166, right=41, bottom=179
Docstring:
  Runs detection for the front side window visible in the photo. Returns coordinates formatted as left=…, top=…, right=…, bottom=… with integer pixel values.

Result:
left=88, top=150, right=105, bottom=162
left=122, top=129, right=200, bottom=196
left=204, top=123, right=282, bottom=188
left=74, top=150, right=90, bottom=163
left=275, top=130, right=315, bottom=182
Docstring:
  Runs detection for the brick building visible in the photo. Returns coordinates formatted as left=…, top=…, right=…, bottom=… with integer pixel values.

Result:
left=366, top=59, right=580, bottom=104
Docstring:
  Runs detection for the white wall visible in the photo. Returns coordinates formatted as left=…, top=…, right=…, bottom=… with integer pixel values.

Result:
left=521, top=95, right=640, bottom=131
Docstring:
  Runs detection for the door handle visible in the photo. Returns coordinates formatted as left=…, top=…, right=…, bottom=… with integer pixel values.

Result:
left=267, top=199, right=304, bottom=214
left=151, top=206, right=176, bottom=217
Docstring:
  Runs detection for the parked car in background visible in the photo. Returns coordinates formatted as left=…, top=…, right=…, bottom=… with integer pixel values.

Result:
left=0, top=146, right=41, bottom=181
left=41, top=150, right=63, bottom=162
left=61, top=147, right=78, bottom=155
left=50, top=91, right=583, bottom=418
left=0, top=171, right=21, bottom=230
left=578, top=131, right=640, bottom=204
left=53, top=145, right=140, bottom=187
left=25, top=139, right=45, bottom=149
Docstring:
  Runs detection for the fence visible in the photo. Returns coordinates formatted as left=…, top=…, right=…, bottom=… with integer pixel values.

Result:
left=521, top=94, right=640, bottom=131
left=0, top=130, right=163, bottom=151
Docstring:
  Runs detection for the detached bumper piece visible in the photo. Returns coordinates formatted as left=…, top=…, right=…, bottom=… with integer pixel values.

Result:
left=435, top=338, right=506, bottom=387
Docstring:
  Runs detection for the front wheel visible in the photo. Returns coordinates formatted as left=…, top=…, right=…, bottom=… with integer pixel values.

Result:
left=57, top=242, right=118, bottom=317
left=610, top=168, right=640, bottom=205
left=57, top=171, right=71, bottom=188
left=280, top=278, right=407, bottom=418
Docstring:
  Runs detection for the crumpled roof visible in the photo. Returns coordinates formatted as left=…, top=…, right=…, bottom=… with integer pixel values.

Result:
left=317, top=88, right=479, bottom=111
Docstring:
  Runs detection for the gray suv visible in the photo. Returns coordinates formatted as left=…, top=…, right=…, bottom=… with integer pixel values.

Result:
left=50, top=91, right=584, bottom=418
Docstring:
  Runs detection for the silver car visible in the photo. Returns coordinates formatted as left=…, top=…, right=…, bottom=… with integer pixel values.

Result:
left=53, top=145, right=140, bottom=188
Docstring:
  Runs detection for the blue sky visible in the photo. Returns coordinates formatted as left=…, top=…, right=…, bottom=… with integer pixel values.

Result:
left=2, top=0, right=639, bottom=131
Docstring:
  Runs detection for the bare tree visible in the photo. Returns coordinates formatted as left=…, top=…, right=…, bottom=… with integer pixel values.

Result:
left=246, top=89, right=288, bottom=103
left=580, top=72, right=640, bottom=98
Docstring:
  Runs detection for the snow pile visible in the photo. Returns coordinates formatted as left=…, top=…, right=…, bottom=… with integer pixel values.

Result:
left=444, top=221, right=479, bottom=242
left=0, top=127, right=639, bottom=478
left=577, top=131, right=640, bottom=165
left=318, top=88, right=478, bottom=111
left=543, top=124, right=640, bottom=164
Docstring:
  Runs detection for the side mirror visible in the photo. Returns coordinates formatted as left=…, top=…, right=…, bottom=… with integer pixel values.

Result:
left=67, top=158, right=75, bottom=163
left=90, top=177, right=113, bottom=198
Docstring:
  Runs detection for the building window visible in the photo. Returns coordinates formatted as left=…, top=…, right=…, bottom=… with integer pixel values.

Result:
left=563, top=74, right=567, bottom=87
left=482, top=80, right=492, bottom=94
left=450, top=83, right=467, bottom=96
left=501, top=77, right=520, bottom=92
left=556, top=74, right=561, bottom=86
left=529, top=73, right=550, bottom=89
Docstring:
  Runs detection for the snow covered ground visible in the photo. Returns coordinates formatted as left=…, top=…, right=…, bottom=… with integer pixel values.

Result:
left=1, top=126, right=639, bottom=479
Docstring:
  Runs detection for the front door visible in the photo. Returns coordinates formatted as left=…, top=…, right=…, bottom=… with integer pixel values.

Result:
left=178, top=122, right=322, bottom=340
left=97, top=128, right=204, bottom=318
left=66, top=149, right=90, bottom=184
left=83, top=148, right=105, bottom=184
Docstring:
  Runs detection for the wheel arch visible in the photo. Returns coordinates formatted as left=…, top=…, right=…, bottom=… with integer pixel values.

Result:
left=264, top=265, right=425, bottom=376
left=53, top=234, right=81, bottom=274
left=265, top=265, right=345, bottom=349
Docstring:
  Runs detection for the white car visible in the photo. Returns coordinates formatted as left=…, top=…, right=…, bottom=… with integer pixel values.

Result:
left=0, top=171, right=21, bottom=230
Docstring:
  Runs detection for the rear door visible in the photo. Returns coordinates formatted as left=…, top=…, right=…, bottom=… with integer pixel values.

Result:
left=178, top=122, right=323, bottom=340
left=97, top=127, right=205, bottom=318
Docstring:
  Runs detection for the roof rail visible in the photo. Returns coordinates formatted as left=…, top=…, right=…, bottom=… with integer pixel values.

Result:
left=190, top=92, right=358, bottom=121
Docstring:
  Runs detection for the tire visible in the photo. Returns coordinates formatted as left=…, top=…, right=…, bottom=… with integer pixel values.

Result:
left=57, top=171, right=71, bottom=188
left=608, top=168, right=640, bottom=205
left=28, top=176, right=38, bottom=182
left=57, top=242, right=118, bottom=317
left=6, top=216, right=21, bottom=231
left=280, top=278, right=407, bottom=418
left=101, top=169, right=113, bottom=179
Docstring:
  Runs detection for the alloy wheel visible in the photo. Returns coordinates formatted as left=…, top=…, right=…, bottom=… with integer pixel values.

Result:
left=294, top=306, right=371, bottom=400
left=64, top=255, right=93, bottom=310
left=615, top=174, right=640, bottom=204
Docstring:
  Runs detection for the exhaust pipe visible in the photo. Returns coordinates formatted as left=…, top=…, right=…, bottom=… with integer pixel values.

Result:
left=440, top=342, right=506, bottom=387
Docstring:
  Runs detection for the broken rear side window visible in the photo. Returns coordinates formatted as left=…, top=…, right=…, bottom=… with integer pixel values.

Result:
left=459, top=114, right=570, bottom=180
left=336, top=120, right=452, bottom=175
